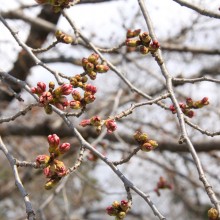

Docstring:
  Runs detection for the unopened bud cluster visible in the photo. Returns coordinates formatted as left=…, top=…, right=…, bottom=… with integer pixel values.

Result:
left=36, top=134, right=70, bottom=190
left=154, top=176, right=173, bottom=196
left=106, top=200, right=131, bottom=220
left=169, top=97, right=209, bottom=118
left=208, top=208, right=219, bottom=220
left=35, top=0, right=74, bottom=13
left=81, top=53, right=109, bottom=80
left=126, top=29, right=160, bottom=55
left=80, top=116, right=117, bottom=134
left=55, top=30, right=74, bottom=44
left=133, top=131, right=158, bottom=152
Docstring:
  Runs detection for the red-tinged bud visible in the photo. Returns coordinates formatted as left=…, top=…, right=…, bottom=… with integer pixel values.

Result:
left=63, top=35, right=74, bottom=44
left=82, top=58, right=89, bottom=68
left=60, top=84, right=72, bottom=95
left=85, top=62, right=94, bottom=73
left=44, top=105, right=53, bottom=114
left=169, top=105, right=176, bottom=114
left=149, top=40, right=160, bottom=52
left=208, top=208, right=218, bottom=220
left=37, top=82, right=46, bottom=93
left=84, top=93, right=96, bottom=104
left=90, top=116, right=102, bottom=126
left=120, top=200, right=129, bottom=212
left=81, top=76, right=88, bottom=83
left=140, top=45, right=149, bottom=55
left=39, top=92, right=53, bottom=105
left=186, top=97, right=193, bottom=107
left=87, top=151, right=99, bottom=162
left=44, top=177, right=60, bottom=190
left=139, top=32, right=151, bottom=44
left=126, top=29, right=141, bottom=38
left=148, top=140, right=158, bottom=148
left=201, top=97, right=209, bottom=105
left=43, top=166, right=54, bottom=178
left=70, top=100, right=81, bottom=109
left=88, top=53, right=99, bottom=64
left=48, top=134, right=60, bottom=148
left=126, top=39, right=141, bottom=47
left=31, top=87, right=38, bottom=94
left=54, top=160, right=67, bottom=177
left=72, top=90, right=82, bottom=101
left=183, top=109, right=195, bottom=118
left=49, top=81, right=55, bottom=90
left=55, top=102, right=67, bottom=110
left=57, top=96, right=69, bottom=107
left=88, top=71, right=97, bottom=80
left=84, top=84, right=97, bottom=94
left=80, top=119, right=91, bottom=127
left=106, top=206, right=117, bottom=216
left=105, top=119, right=117, bottom=133
left=179, top=103, right=186, bottom=109
left=141, top=142, right=153, bottom=152
left=95, top=64, right=109, bottom=73
left=70, top=77, right=78, bottom=87
left=36, top=155, right=50, bottom=166
left=59, top=143, right=70, bottom=154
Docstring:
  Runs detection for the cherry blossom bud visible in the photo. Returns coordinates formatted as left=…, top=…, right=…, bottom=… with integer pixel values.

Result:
left=133, top=131, right=148, bottom=144
left=126, top=39, right=141, bottom=47
left=126, top=29, right=141, bottom=38
left=88, top=71, right=97, bottom=80
left=149, top=40, right=160, bottom=52
left=106, top=206, right=117, bottom=216
left=79, top=119, right=91, bottom=127
left=70, top=100, right=81, bottom=109
left=118, top=211, right=126, bottom=219
left=82, top=58, right=89, bottom=69
left=201, top=97, right=209, bottom=105
left=84, top=92, right=96, bottom=104
left=88, top=53, right=99, bottom=64
left=49, top=81, right=55, bottom=90
left=36, top=155, right=50, bottom=166
left=43, top=166, right=54, bottom=178
left=208, top=208, right=218, bottom=220
left=54, top=160, right=67, bottom=177
left=90, top=116, right=102, bottom=126
left=169, top=105, right=176, bottom=114
left=95, top=64, right=110, bottom=73
left=112, top=201, right=120, bottom=209
left=37, top=82, right=46, bottom=93
left=120, top=200, right=129, bottom=212
left=48, top=134, right=60, bottom=147
left=105, top=119, right=117, bottom=133
left=59, top=143, right=71, bottom=154
left=140, top=45, right=149, bottom=55
left=39, top=91, right=53, bottom=105
left=139, top=32, right=151, bottom=44
left=186, top=97, right=193, bottom=107
left=72, top=90, right=82, bottom=101
left=60, top=84, right=72, bottom=95
left=84, top=84, right=97, bottom=94
left=141, top=142, right=153, bottom=152
left=44, top=178, right=60, bottom=190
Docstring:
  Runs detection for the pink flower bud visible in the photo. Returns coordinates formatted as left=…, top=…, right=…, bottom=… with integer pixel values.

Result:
left=60, top=84, right=72, bottom=95
left=95, top=64, right=109, bottom=73
left=72, top=90, right=82, bottom=101
left=105, top=119, right=117, bottom=133
left=48, top=134, right=60, bottom=147
left=139, top=32, right=151, bottom=44
left=79, top=119, right=91, bottom=127
left=70, top=100, right=81, bottom=109
left=106, top=206, right=117, bottom=216
left=54, top=160, right=67, bottom=177
left=120, top=200, right=129, bottom=212
left=169, top=105, right=176, bottom=114
left=36, top=155, right=50, bottom=166
left=84, top=92, right=96, bottom=104
left=37, top=82, right=46, bottom=93
left=39, top=91, right=53, bottom=105
left=85, top=62, right=94, bottom=73
left=90, top=116, right=102, bottom=126
left=201, top=97, right=209, bottom=105
left=43, top=166, right=54, bottom=178
left=59, top=143, right=70, bottom=154
left=84, top=84, right=97, bottom=94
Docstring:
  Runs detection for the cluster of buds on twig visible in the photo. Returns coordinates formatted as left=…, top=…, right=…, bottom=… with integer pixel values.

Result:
left=55, top=30, right=74, bottom=44
left=80, top=116, right=117, bottom=134
left=169, top=97, right=209, bottom=118
left=133, top=130, right=158, bottom=152
left=81, top=53, right=109, bottom=80
left=154, top=176, right=173, bottom=196
left=31, top=82, right=72, bottom=113
left=208, top=208, right=219, bottom=220
left=35, top=134, right=70, bottom=190
left=70, top=84, right=97, bottom=109
left=35, top=0, right=74, bottom=13
left=126, top=29, right=160, bottom=55
left=106, top=200, right=131, bottom=220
